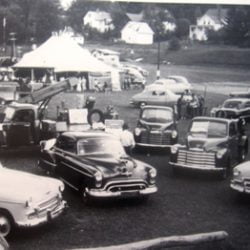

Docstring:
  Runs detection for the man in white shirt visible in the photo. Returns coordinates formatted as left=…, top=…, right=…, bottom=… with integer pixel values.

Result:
left=120, top=123, right=135, bottom=155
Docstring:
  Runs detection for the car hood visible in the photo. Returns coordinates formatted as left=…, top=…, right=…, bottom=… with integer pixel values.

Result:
left=234, top=161, right=250, bottom=176
left=139, top=120, right=174, bottom=130
left=187, top=135, right=227, bottom=151
left=0, top=167, right=62, bottom=202
left=79, top=153, right=146, bottom=176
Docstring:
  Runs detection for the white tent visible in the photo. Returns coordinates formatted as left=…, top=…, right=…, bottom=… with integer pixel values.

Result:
left=13, top=35, right=121, bottom=90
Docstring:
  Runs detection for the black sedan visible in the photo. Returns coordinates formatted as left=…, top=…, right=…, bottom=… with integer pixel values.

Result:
left=38, top=131, right=157, bottom=201
left=210, top=98, right=250, bottom=122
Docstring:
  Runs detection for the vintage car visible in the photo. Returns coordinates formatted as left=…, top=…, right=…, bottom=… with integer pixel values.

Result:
left=145, top=77, right=192, bottom=95
left=130, top=89, right=179, bottom=108
left=231, top=161, right=250, bottom=194
left=0, top=164, right=66, bottom=237
left=38, top=131, right=157, bottom=201
left=169, top=117, right=248, bottom=178
left=134, top=105, right=178, bottom=148
left=210, top=98, right=250, bottom=122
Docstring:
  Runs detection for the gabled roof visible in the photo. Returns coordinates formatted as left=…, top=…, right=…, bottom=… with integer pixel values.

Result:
left=122, top=21, right=154, bottom=35
left=202, top=8, right=228, bottom=24
left=85, top=10, right=112, bottom=21
left=126, top=12, right=143, bottom=22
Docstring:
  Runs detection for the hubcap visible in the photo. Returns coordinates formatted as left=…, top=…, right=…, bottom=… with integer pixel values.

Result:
left=0, top=216, right=11, bottom=237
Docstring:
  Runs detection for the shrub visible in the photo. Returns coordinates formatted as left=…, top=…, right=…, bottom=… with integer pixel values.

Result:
left=168, top=37, right=181, bottom=51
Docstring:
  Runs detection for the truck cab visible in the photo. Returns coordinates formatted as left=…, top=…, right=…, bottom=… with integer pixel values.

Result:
left=0, top=103, right=43, bottom=147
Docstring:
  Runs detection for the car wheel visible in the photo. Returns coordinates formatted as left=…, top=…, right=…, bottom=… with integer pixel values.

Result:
left=87, top=109, right=104, bottom=125
left=79, top=185, right=90, bottom=205
left=0, top=212, right=12, bottom=237
left=220, top=158, right=231, bottom=180
left=239, top=145, right=248, bottom=162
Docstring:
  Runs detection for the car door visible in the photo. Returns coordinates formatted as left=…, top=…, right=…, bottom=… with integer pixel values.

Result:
left=228, top=122, right=239, bottom=164
left=5, top=109, right=35, bottom=146
left=241, top=102, right=250, bottom=122
left=55, top=136, right=89, bottom=190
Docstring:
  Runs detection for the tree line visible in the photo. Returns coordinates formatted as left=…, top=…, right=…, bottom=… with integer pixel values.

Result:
left=0, top=0, right=250, bottom=47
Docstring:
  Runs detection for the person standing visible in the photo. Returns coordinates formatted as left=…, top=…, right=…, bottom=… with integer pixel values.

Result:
left=120, top=123, right=135, bottom=155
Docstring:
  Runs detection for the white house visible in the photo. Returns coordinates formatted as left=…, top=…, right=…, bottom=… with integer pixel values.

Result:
left=92, top=49, right=120, bottom=67
left=83, top=10, right=114, bottom=33
left=58, top=27, right=84, bottom=45
left=189, top=8, right=227, bottom=41
left=121, top=21, right=154, bottom=45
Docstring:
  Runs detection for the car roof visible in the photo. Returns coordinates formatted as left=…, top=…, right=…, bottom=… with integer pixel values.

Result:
left=192, top=116, right=237, bottom=124
left=60, top=131, right=116, bottom=141
left=224, top=98, right=250, bottom=103
left=142, top=105, right=174, bottom=112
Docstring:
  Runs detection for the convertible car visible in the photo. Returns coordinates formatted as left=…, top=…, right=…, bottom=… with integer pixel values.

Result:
left=38, top=131, right=157, bottom=202
left=0, top=164, right=66, bottom=237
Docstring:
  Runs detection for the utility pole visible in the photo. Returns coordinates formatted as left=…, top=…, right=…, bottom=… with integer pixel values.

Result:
left=156, top=41, right=161, bottom=79
left=9, top=32, right=16, bottom=59
left=2, top=17, right=6, bottom=54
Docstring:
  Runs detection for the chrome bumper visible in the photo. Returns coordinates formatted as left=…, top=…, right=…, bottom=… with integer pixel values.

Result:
left=136, top=142, right=171, bottom=148
left=86, top=186, right=157, bottom=198
left=230, top=180, right=250, bottom=194
left=170, top=162, right=224, bottom=171
left=17, top=200, right=67, bottom=227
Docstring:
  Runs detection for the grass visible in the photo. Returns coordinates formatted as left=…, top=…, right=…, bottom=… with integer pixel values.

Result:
left=85, top=42, right=250, bottom=67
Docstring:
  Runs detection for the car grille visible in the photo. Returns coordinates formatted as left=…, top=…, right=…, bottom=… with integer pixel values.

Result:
left=177, top=149, right=216, bottom=168
left=37, top=195, right=61, bottom=216
left=243, top=178, right=250, bottom=191
left=105, top=180, right=147, bottom=192
left=140, top=131, right=171, bottom=145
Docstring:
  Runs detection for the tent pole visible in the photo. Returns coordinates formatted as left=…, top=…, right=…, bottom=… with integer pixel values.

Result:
left=31, top=68, right=35, bottom=81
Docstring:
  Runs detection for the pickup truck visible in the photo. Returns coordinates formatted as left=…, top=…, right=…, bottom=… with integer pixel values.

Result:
left=169, top=117, right=248, bottom=179
left=0, top=78, right=78, bottom=148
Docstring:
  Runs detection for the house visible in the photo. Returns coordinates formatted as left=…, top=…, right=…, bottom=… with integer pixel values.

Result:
left=83, top=10, right=114, bottom=33
left=59, top=27, right=84, bottom=45
left=92, top=49, right=120, bottom=67
left=189, top=8, right=228, bottom=41
left=126, top=12, right=143, bottom=22
left=121, top=21, right=154, bottom=45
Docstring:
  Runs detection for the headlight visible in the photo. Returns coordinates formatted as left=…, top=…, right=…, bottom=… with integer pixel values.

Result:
left=94, top=171, right=103, bottom=188
left=216, top=149, right=227, bottom=159
left=233, top=169, right=241, bottom=177
left=149, top=168, right=157, bottom=178
left=171, top=130, right=178, bottom=138
left=171, top=145, right=178, bottom=154
left=149, top=168, right=157, bottom=184
left=59, top=183, right=65, bottom=193
left=134, top=127, right=141, bottom=136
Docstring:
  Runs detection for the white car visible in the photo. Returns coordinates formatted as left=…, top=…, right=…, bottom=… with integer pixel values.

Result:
left=130, top=88, right=179, bottom=108
left=231, top=161, right=250, bottom=194
left=146, top=76, right=192, bottom=94
left=0, top=164, right=66, bottom=237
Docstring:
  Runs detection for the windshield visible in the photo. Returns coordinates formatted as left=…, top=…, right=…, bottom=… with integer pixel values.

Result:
left=141, top=108, right=173, bottom=123
left=190, top=120, right=227, bottom=138
left=223, top=101, right=242, bottom=109
left=77, top=137, right=125, bottom=157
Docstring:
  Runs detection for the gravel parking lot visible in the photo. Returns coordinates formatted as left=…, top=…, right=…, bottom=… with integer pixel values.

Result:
left=2, top=141, right=250, bottom=250
left=2, top=74, right=250, bottom=249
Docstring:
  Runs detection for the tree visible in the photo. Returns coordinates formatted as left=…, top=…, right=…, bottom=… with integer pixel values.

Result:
left=175, top=18, right=190, bottom=39
left=224, top=6, right=250, bottom=46
left=0, top=0, right=63, bottom=44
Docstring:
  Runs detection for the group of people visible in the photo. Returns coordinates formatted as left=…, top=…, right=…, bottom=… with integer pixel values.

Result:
left=177, top=90, right=205, bottom=120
